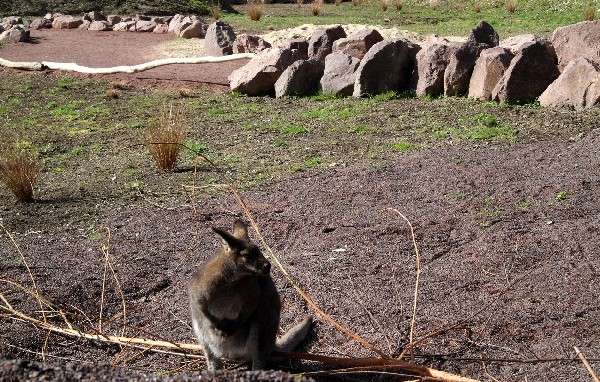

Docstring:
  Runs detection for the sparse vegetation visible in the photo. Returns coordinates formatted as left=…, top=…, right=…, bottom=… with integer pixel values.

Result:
left=394, top=0, right=403, bottom=11
left=210, top=5, right=221, bottom=19
left=247, top=1, right=263, bottom=21
left=474, top=3, right=481, bottom=13
left=381, top=0, right=389, bottom=11
left=555, top=191, right=569, bottom=201
left=583, top=2, right=596, bottom=20
left=146, top=105, right=186, bottom=172
left=312, top=0, right=323, bottom=16
left=0, top=144, right=40, bottom=203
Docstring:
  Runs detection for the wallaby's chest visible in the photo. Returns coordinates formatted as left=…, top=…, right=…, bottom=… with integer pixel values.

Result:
left=208, top=277, right=262, bottom=321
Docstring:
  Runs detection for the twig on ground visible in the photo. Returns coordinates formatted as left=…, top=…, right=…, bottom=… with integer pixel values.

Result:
left=387, top=208, right=422, bottom=359
left=1, top=224, right=46, bottom=323
left=575, top=346, right=600, bottom=382
left=100, top=226, right=127, bottom=337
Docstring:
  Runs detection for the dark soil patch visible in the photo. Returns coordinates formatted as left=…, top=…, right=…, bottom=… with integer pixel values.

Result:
left=2, top=129, right=600, bottom=380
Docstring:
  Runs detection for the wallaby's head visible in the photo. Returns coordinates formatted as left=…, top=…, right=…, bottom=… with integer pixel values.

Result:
left=212, top=220, right=271, bottom=277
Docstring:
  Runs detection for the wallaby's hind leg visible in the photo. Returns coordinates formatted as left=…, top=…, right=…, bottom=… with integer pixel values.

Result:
left=202, top=344, right=222, bottom=372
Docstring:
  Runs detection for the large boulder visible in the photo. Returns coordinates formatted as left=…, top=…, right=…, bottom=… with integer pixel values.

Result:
left=353, top=39, right=420, bottom=97
left=113, top=21, right=136, bottom=32
left=492, top=39, right=559, bottom=103
left=320, top=52, right=361, bottom=96
left=106, top=15, right=122, bottom=26
left=52, top=15, right=83, bottom=29
left=153, top=23, right=169, bottom=34
left=539, top=57, right=600, bottom=110
left=229, top=47, right=303, bottom=96
left=468, top=47, right=514, bottom=100
left=0, top=27, right=30, bottom=43
left=88, top=21, right=111, bottom=31
left=78, top=20, right=91, bottom=30
left=2, top=16, right=22, bottom=29
left=85, top=11, right=106, bottom=21
left=179, top=20, right=207, bottom=38
left=29, top=18, right=52, bottom=29
left=168, top=14, right=184, bottom=33
left=444, top=21, right=499, bottom=96
left=233, top=34, right=272, bottom=54
left=205, top=21, right=236, bottom=56
left=551, top=20, right=600, bottom=71
left=275, top=59, right=325, bottom=97
left=415, top=40, right=458, bottom=96
left=282, top=38, right=309, bottom=58
left=500, top=34, right=537, bottom=54
left=134, top=20, right=157, bottom=32
left=332, top=28, right=383, bottom=59
left=308, top=25, right=347, bottom=62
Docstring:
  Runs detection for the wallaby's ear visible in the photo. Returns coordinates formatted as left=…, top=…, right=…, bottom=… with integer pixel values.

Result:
left=232, top=219, right=249, bottom=241
left=212, top=227, right=243, bottom=251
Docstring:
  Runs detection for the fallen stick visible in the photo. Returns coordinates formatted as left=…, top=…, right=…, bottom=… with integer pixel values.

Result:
left=575, top=346, right=600, bottom=382
left=0, top=53, right=255, bottom=74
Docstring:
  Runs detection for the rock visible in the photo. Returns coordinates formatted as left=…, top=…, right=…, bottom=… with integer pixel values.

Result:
left=275, top=59, right=325, bottom=97
left=415, top=40, right=458, bottom=97
left=179, top=21, right=207, bottom=38
left=106, top=15, right=121, bottom=25
left=168, top=14, right=184, bottom=33
left=52, top=15, right=83, bottom=29
left=113, top=21, right=136, bottom=32
left=492, top=39, right=559, bottom=103
left=233, top=34, right=272, bottom=54
left=44, top=13, right=54, bottom=20
left=205, top=21, right=236, bottom=56
left=134, top=20, right=157, bottom=32
left=500, top=34, right=537, bottom=54
left=282, top=38, right=309, bottom=58
left=444, top=21, right=499, bottom=96
left=85, top=11, right=106, bottom=21
left=539, top=57, right=600, bottom=110
left=320, top=52, right=361, bottom=96
left=153, top=23, right=169, bottom=34
left=151, top=16, right=171, bottom=24
left=353, top=39, right=420, bottom=97
left=308, top=25, right=347, bottom=62
left=332, top=28, right=383, bottom=60
left=551, top=20, right=600, bottom=71
left=467, top=20, right=499, bottom=47
left=468, top=47, right=514, bottom=100
left=2, top=16, right=22, bottom=28
left=88, top=21, right=111, bottom=31
left=29, top=18, right=52, bottom=29
left=229, top=47, right=303, bottom=96
left=0, top=27, right=30, bottom=43
left=78, top=20, right=91, bottom=30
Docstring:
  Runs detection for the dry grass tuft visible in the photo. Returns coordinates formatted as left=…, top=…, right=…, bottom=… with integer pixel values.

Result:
left=178, top=88, right=194, bottom=98
left=352, top=0, right=360, bottom=6
left=312, top=0, right=323, bottom=15
left=583, top=3, right=596, bottom=21
left=335, top=0, right=342, bottom=6
left=296, top=0, right=304, bottom=7
left=429, top=0, right=441, bottom=7
left=0, top=148, right=40, bottom=203
left=109, top=80, right=129, bottom=90
left=380, top=0, right=388, bottom=11
left=505, top=0, right=516, bottom=14
left=474, top=3, right=481, bottom=12
left=146, top=105, right=186, bottom=173
left=106, top=89, right=120, bottom=99
left=247, top=1, right=263, bottom=21
left=394, top=0, right=403, bottom=11
left=210, top=6, right=221, bottom=20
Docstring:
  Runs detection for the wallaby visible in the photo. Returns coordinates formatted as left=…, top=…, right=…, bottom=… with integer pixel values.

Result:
left=189, top=220, right=312, bottom=371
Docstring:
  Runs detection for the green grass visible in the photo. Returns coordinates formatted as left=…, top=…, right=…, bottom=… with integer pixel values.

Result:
left=391, top=140, right=419, bottom=152
left=431, top=113, right=518, bottom=142
left=555, top=191, right=569, bottom=201
left=221, top=0, right=593, bottom=37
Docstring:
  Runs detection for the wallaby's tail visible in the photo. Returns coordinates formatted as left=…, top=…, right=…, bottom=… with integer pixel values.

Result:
left=276, top=317, right=313, bottom=352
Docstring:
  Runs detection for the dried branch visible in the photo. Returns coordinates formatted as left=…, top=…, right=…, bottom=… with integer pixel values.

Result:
left=575, top=346, right=600, bottom=382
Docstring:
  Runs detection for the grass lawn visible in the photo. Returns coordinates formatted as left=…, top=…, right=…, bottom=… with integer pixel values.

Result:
left=222, top=0, right=598, bottom=37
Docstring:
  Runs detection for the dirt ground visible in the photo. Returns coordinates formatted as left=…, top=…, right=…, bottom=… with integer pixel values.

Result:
left=1, top=26, right=600, bottom=382
left=0, top=29, right=248, bottom=89
left=2, top=127, right=600, bottom=381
